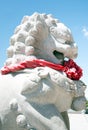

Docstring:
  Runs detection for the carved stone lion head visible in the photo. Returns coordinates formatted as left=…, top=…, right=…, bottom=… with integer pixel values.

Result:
left=5, top=12, right=78, bottom=66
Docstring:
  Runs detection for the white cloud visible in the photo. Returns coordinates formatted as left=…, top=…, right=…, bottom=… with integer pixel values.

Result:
left=82, top=27, right=88, bottom=38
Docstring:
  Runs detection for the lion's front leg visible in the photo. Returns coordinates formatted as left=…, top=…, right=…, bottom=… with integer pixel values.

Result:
left=16, top=94, right=68, bottom=130
left=61, top=111, right=70, bottom=130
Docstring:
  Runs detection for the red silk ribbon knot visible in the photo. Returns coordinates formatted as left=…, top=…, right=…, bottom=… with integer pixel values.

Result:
left=0, top=59, right=82, bottom=80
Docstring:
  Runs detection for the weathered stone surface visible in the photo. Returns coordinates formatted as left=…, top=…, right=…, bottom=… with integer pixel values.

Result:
left=0, top=12, right=86, bottom=130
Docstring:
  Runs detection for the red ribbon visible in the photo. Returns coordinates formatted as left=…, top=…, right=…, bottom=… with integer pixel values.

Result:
left=0, top=59, right=82, bottom=80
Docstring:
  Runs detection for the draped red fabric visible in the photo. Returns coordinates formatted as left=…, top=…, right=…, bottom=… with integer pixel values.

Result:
left=0, top=59, right=82, bottom=80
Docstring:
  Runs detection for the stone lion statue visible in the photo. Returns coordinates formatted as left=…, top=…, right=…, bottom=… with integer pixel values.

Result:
left=0, top=12, right=86, bottom=130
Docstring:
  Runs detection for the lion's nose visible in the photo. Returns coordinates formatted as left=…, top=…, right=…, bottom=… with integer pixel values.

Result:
left=73, top=53, right=78, bottom=59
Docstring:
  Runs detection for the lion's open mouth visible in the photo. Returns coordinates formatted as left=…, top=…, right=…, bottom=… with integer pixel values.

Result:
left=53, top=50, right=64, bottom=64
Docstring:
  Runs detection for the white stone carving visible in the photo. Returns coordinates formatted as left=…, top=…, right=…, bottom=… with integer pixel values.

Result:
left=0, top=12, right=86, bottom=130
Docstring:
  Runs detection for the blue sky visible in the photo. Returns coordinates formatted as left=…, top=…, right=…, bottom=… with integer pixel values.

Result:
left=0, top=0, right=88, bottom=95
